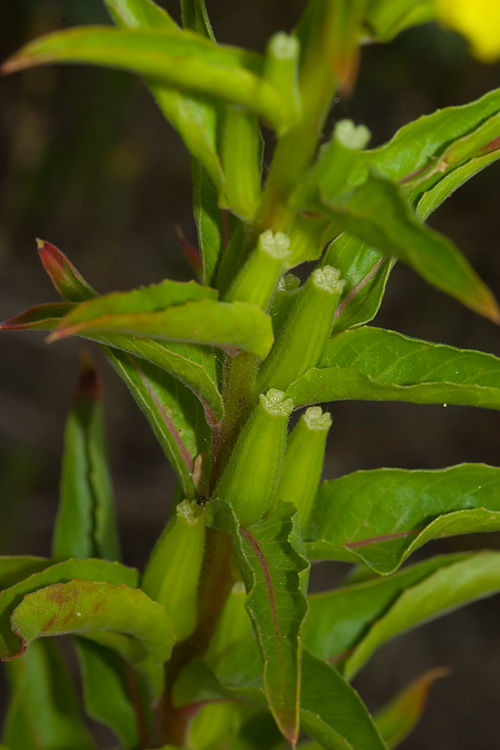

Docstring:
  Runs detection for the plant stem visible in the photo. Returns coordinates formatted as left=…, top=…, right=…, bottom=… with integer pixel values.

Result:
left=155, top=528, right=236, bottom=747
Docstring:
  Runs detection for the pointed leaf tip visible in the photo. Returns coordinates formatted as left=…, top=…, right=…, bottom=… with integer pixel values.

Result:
left=36, top=238, right=96, bottom=301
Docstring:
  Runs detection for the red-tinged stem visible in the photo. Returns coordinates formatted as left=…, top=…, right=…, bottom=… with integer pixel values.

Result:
left=155, top=528, right=235, bottom=747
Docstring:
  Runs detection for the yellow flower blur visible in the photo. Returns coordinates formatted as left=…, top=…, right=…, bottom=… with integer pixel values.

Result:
left=436, top=0, right=500, bottom=62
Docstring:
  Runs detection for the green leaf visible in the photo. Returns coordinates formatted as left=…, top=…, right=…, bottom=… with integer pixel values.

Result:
left=298, top=174, right=500, bottom=322
left=2, top=639, right=95, bottom=750
left=104, top=2, right=225, bottom=195
left=2, top=28, right=291, bottom=135
left=103, top=0, right=178, bottom=30
left=374, top=668, right=449, bottom=749
left=91, top=335, right=223, bottom=422
left=52, top=352, right=120, bottom=562
left=362, top=0, right=436, bottom=41
left=173, top=649, right=385, bottom=750
left=300, top=650, right=386, bottom=750
left=345, top=552, right=500, bottom=680
left=3, top=245, right=219, bottom=490
left=0, top=557, right=51, bottom=590
left=0, top=558, right=138, bottom=659
left=1, top=302, right=74, bottom=331
left=306, top=464, right=500, bottom=573
left=304, top=553, right=469, bottom=663
left=8, top=578, right=174, bottom=665
left=286, top=326, right=500, bottom=411
left=51, top=298, right=274, bottom=359
left=206, top=499, right=309, bottom=748
left=193, top=161, right=226, bottom=286
left=75, top=637, right=144, bottom=750
left=323, top=234, right=395, bottom=334
left=2, top=302, right=223, bottom=422
left=352, top=87, right=500, bottom=185
left=80, top=630, right=164, bottom=699
left=105, top=349, right=212, bottom=498
left=416, top=149, right=500, bottom=222
left=181, top=0, right=214, bottom=39
left=53, top=277, right=218, bottom=319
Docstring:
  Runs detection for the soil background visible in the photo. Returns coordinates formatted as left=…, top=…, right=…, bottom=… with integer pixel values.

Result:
left=1, top=2, right=500, bottom=748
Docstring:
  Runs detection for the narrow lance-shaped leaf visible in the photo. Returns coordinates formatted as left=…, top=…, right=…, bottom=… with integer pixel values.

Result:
left=180, top=0, right=214, bottom=39
left=362, top=0, right=436, bottom=41
left=305, top=464, right=500, bottom=574
left=416, top=149, right=500, bottom=222
left=52, top=351, right=121, bottom=562
left=75, top=637, right=146, bottom=750
left=345, top=552, right=500, bottom=680
left=2, top=639, right=95, bottom=750
left=1, top=28, right=291, bottom=135
left=0, top=558, right=138, bottom=660
left=304, top=553, right=470, bottom=663
left=374, top=668, right=450, bottom=749
left=103, top=0, right=178, bottom=29
left=7, top=579, right=174, bottom=665
left=206, top=499, right=309, bottom=748
left=351, top=86, right=500, bottom=186
left=297, top=174, right=499, bottom=321
left=287, top=326, right=500, bottom=411
left=50, top=297, right=274, bottom=359
left=300, top=650, right=387, bottom=750
left=173, top=649, right=386, bottom=750
left=403, top=110, right=500, bottom=205
left=104, top=0, right=226, bottom=195
left=323, top=233, right=394, bottom=334
left=107, top=351, right=211, bottom=498
left=2, top=241, right=217, bottom=495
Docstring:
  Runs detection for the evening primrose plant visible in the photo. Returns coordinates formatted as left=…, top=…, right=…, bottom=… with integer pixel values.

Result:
left=2, top=0, right=500, bottom=748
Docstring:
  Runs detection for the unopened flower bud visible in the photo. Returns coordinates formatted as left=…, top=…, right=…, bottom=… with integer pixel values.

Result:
left=221, top=106, right=263, bottom=220
left=256, top=266, right=345, bottom=393
left=214, top=389, right=294, bottom=527
left=225, top=230, right=292, bottom=311
left=272, top=406, right=332, bottom=529
left=142, top=499, right=205, bottom=642
left=264, top=32, right=301, bottom=126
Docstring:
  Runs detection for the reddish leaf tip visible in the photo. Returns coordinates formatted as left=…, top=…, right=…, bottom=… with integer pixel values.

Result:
left=175, top=224, right=203, bottom=278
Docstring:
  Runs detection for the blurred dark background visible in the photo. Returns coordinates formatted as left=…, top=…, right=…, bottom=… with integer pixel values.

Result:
left=1, top=1, right=500, bottom=748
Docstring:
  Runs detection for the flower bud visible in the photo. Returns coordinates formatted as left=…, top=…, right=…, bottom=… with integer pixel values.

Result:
left=271, top=406, right=332, bottom=529
left=269, top=273, right=301, bottom=339
left=225, top=230, right=292, bottom=311
left=214, top=389, right=294, bottom=528
left=142, top=499, right=205, bottom=642
left=256, top=265, right=345, bottom=393
left=302, top=120, right=371, bottom=203
left=264, top=32, right=301, bottom=126
left=221, top=106, right=263, bottom=220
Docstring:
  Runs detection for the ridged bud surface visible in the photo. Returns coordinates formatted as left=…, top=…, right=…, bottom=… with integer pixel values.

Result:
left=256, top=266, right=345, bottom=393
left=142, top=499, right=206, bottom=642
left=214, top=389, right=294, bottom=527
left=226, top=230, right=292, bottom=311
left=264, top=32, right=301, bottom=125
left=272, top=406, right=332, bottom=528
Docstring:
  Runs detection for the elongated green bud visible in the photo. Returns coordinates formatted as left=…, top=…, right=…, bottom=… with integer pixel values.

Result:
left=256, top=266, right=345, bottom=393
left=221, top=106, right=263, bottom=220
left=269, top=273, right=301, bottom=338
left=225, top=230, right=291, bottom=310
left=142, top=499, right=205, bottom=642
left=303, top=120, right=370, bottom=202
left=264, top=32, right=301, bottom=125
left=272, top=406, right=332, bottom=528
left=215, top=389, right=294, bottom=528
